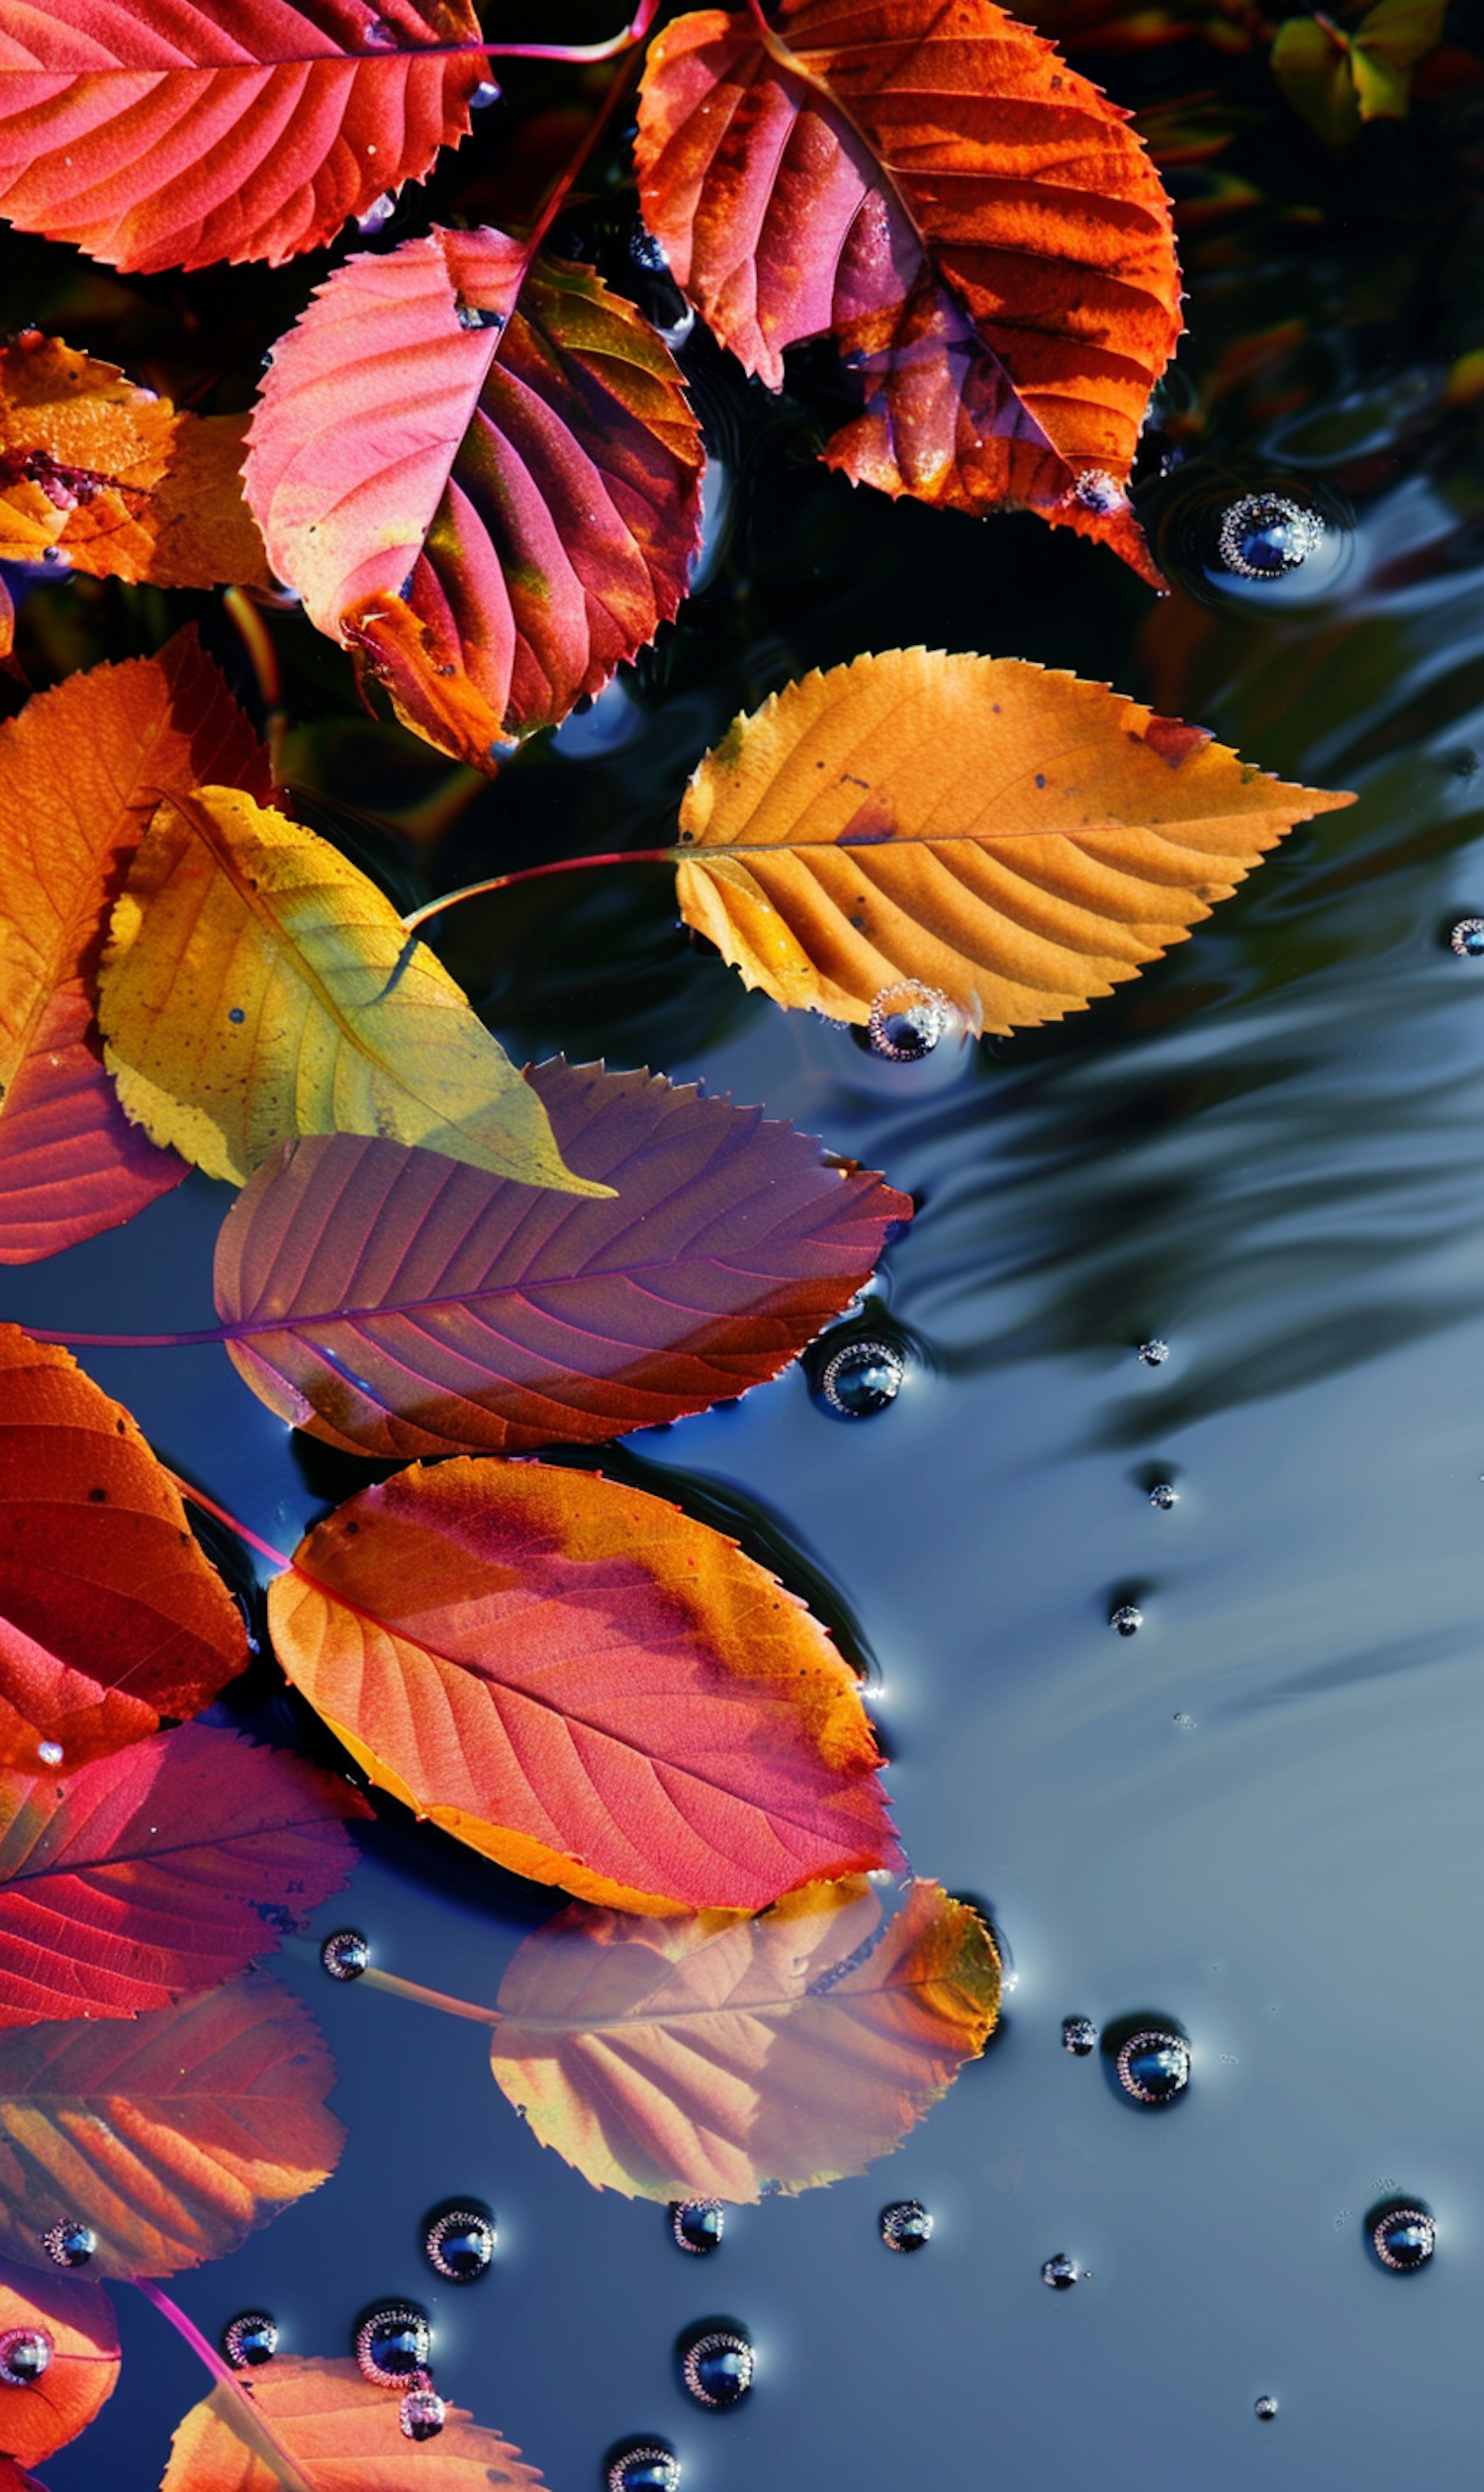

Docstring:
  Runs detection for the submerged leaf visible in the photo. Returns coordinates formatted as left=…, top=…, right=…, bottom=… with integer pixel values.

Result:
left=97, top=786, right=602, bottom=1195
left=0, top=1722, right=367, bottom=2026
left=637, top=0, right=1181, bottom=577
left=490, top=1878, right=999, bottom=2200
left=0, top=629, right=267, bottom=1262
left=268, top=1458, right=901, bottom=1914
left=0, top=2256, right=120, bottom=2464
left=160, top=2357, right=544, bottom=2492
left=245, top=227, right=704, bottom=761
left=214, top=1058, right=911, bottom=1457
left=0, top=1972, right=343, bottom=2277
left=0, top=1329, right=248, bottom=1770
left=672, top=648, right=1356, bottom=1030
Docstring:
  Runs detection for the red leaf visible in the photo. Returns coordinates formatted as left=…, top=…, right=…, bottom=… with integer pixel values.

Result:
left=0, top=2257, right=119, bottom=2465
left=635, top=0, right=1183, bottom=578
left=214, top=1057, right=912, bottom=1457
left=268, top=1457, right=901, bottom=1914
left=0, top=2465, right=47, bottom=2490
left=244, top=227, right=704, bottom=757
left=0, top=629, right=269, bottom=1263
left=0, top=1723, right=367, bottom=2027
left=0, top=1330, right=249, bottom=1771
left=0, top=1972, right=343, bottom=2276
left=0, top=0, right=489, bottom=275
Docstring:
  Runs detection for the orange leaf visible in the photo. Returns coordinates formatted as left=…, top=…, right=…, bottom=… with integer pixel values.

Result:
left=490, top=1877, right=999, bottom=2200
left=0, top=1331, right=248, bottom=1771
left=0, top=333, right=269, bottom=590
left=672, top=648, right=1356, bottom=1030
left=160, top=2356, right=544, bottom=2492
left=637, top=0, right=1183, bottom=578
left=0, top=1972, right=343, bottom=2278
left=0, top=2255, right=119, bottom=2465
left=0, top=628, right=269, bottom=1262
left=267, top=1458, right=901, bottom=1914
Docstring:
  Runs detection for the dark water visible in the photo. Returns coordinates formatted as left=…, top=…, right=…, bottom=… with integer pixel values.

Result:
left=6, top=45, right=1484, bottom=2489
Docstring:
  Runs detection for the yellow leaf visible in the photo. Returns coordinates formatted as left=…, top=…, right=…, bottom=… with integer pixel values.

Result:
left=673, top=649, right=1354, bottom=1034
left=98, top=787, right=604, bottom=1194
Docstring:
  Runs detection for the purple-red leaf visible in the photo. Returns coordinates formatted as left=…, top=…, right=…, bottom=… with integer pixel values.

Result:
left=214, top=1058, right=912, bottom=1457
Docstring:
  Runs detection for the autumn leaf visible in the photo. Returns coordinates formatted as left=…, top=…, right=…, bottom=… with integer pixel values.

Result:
left=0, top=1722, right=367, bottom=2026
left=0, top=2461, right=47, bottom=2490
left=489, top=1876, right=998, bottom=2200
left=0, top=2256, right=120, bottom=2465
left=0, top=0, right=490, bottom=275
left=268, top=1457, right=901, bottom=1914
left=214, top=1057, right=911, bottom=1458
left=160, top=2357, right=545, bottom=2492
left=0, top=1330, right=248, bottom=1772
left=0, top=1972, right=343, bottom=2277
left=0, top=333, right=269, bottom=590
left=636, top=0, right=1182, bottom=579
left=1272, top=0, right=1445, bottom=146
left=97, top=786, right=603, bottom=1195
left=244, top=226, right=704, bottom=763
left=670, top=648, right=1356, bottom=1031
left=0, top=629, right=268, bottom=1263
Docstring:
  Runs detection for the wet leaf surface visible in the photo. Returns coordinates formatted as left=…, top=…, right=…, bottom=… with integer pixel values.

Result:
left=0, top=2256, right=120, bottom=2465
left=160, top=2356, right=545, bottom=2492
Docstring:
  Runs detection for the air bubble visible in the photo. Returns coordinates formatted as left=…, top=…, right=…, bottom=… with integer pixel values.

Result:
left=607, top=2444, right=681, bottom=2492
left=1154, top=470, right=1351, bottom=607
left=400, top=2387, right=447, bottom=2441
left=880, top=2199, right=933, bottom=2253
left=867, top=980, right=950, bottom=1061
left=1448, top=917, right=1484, bottom=957
left=1070, top=468, right=1127, bottom=516
left=1254, top=2396, right=1278, bottom=2421
left=670, top=2200, right=723, bottom=2256
left=1041, top=2253, right=1081, bottom=2290
left=1217, top=493, right=1325, bottom=579
left=1137, top=1338, right=1169, bottom=1366
left=354, top=2303, right=431, bottom=2387
left=356, top=192, right=396, bottom=235
left=680, top=2326, right=754, bottom=2409
left=223, top=2312, right=279, bottom=2368
left=42, top=2220, right=95, bottom=2268
left=1371, top=2203, right=1436, bottom=2272
left=817, top=1338, right=905, bottom=1419
left=1110, top=1604, right=1143, bottom=1637
left=321, top=1928, right=369, bottom=1981
left=1062, top=2015, right=1098, bottom=2057
left=0, top=2327, right=52, bottom=2385
left=228, top=1007, right=245, bottom=1025
left=424, top=2204, right=495, bottom=2282
left=1115, top=2029, right=1190, bottom=2106
left=470, top=80, right=501, bottom=109
left=36, top=1741, right=63, bottom=1766
left=1149, top=1482, right=1178, bottom=1511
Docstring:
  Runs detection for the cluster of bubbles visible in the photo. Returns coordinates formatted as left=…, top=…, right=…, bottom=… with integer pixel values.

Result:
left=1215, top=493, right=1326, bottom=580
left=880, top=2198, right=934, bottom=2253
left=1109, top=1603, right=1144, bottom=1637
left=1148, top=1482, right=1179, bottom=1512
left=1155, top=472, right=1351, bottom=605
left=1041, top=2253, right=1083, bottom=2291
left=42, top=2219, right=94, bottom=2269
left=1062, top=2015, right=1098, bottom=2057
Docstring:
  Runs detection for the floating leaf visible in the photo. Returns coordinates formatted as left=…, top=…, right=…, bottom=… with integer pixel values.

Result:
left=636, top=0, right=1181, bottom=578
left=214, top=1057, right=911, bottom=1457
left=0, top=1972, right=343, bottom=2277
left=268, top=1458, right=900, bottom=1914
left=160, top=2357, right=545, bottom=2492
left=97, top=786, right=601, bottom=1195
left=0, top=629, right=267, bottom=1262
left=244, top=226, right=704, bottom=761
left=0, top=1330, right=249, bottom=1772
left=1272, top=0, right=1445, bottom=146
left=0, top=1722, right=367, bottom=2027
left=0, top=2256, right=120, bottom=2465
left=671, top=648, right=1356, bottom=1031
left=0, top=332, right=269, bottom=590
left=0, top=0, right=489, bottom=275
left=490, top=1877, right=999, bottom=2200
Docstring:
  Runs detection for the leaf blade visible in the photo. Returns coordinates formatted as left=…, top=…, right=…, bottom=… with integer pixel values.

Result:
left=0, top=2256, right=120, bottom=2464
left=160, top=2357, right=545, bottom=2492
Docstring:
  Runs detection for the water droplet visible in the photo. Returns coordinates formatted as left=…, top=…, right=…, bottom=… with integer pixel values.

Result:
left=453, top=299, right=504, bottom=331
left=880, top=2198, right=933, bottom=2253
left=1254, top=2395, right=1278, bottom=2422
left=1149, top=1482, right=1178, bottom=1510
left=818, top=1338, right=904, bottom=1419
left=607, top=2444, right=681, bottom=2492
left=1041, top=2253, right=1081, bottom=2290
left=354, top=2303, right=431, bottom=2387
left=228, top=1006, right=245, bottom=1025
left=356, top=192, right=396, bottom=235
left=1371, top=2204, right=1436, bottom=2272
left=1217, top=493, right=1325, bottom=579
left=1137, top=1338, right=1170, bottom=1366
left=867, top=979, right=950, bottom=1061
left=223, top=2312, right=279, bottom=2369
left=321, top=1928, right=369, bottom=1981
left=1448, top=917, right=1484, bottom=957
left=41, top=2219, right=95, bottom=2268
left=36, top=1740, right=63, bottom=1766
left=1062, top=2015, right=1098, bottom=2056
left=470, top=79, right=501, bottom=109
left=1070, top=468, right=1126, bottom=516
left=1116, top=2029, right=1191, bottom=2106
left=1110, top=1604, right=1144, bottom=1636
left=670, top=2200, right=723, bottom=2255
left=423, top=2204, right=496, bottom=2282
left=680, top=2326, right=754, bottom=2408
left=0, top=2327, right=52, bottom=2385
left=400, top=2387, right=446, bottom=2441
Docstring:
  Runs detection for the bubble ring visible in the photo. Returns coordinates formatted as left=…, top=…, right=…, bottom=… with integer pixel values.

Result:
left=423, top=2207, right=496, bottom=2281
left=354, top=2304, right=431, bottom=2388
left=1115, top=2029, right=1191, bottom=2105
left=669, top=2199, right=723, bottom=2254
left=0, top=2326, right=53, bottom=2385
left=1372, top=2206, right=1436, bottom=2271
left=41, top=2219, right=95, bottom=2269
left=879, top=2198, right=933, bottom=2252
left=681, top=2328, right=754, bottom=2408
left=222, top=2312, right=279, bottom=2369
left=399, top=2387, right=447, bottom=2441
left=606, top=2444, right=682, bottom=2492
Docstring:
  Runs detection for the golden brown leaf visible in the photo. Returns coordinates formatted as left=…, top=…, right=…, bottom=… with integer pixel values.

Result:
left=672, top=648, right=1355, bottom=1032
left=160, top=2357, right=544, bottom=2492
